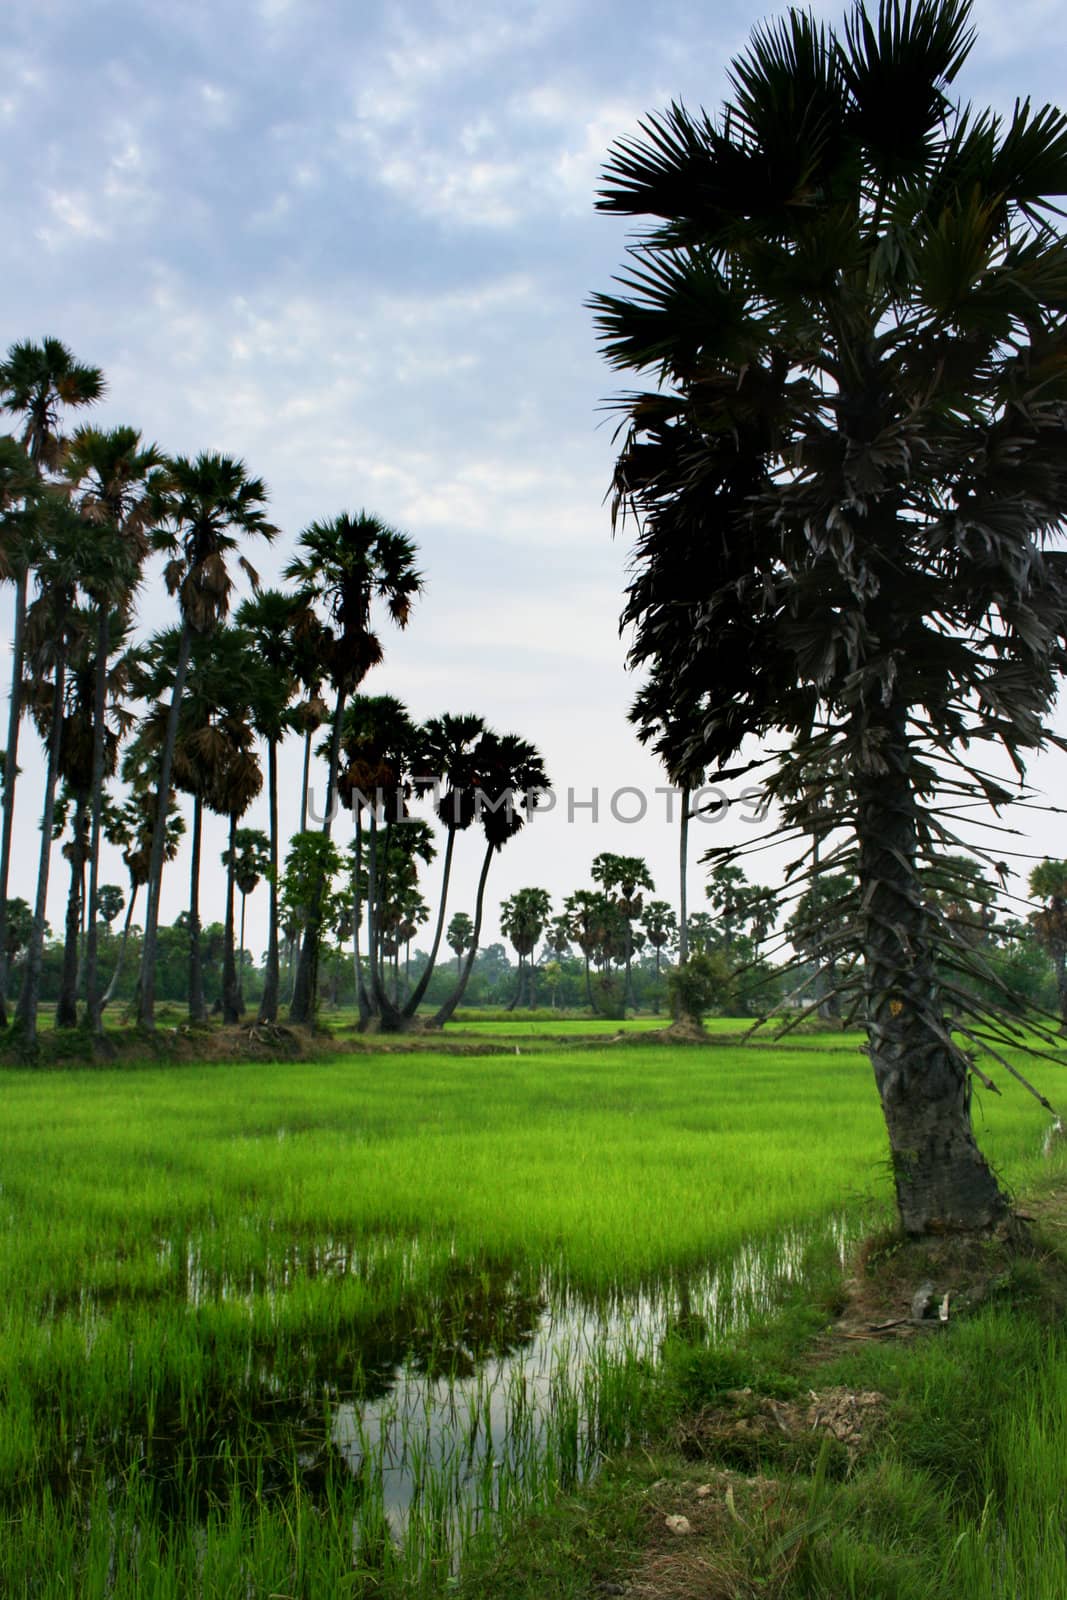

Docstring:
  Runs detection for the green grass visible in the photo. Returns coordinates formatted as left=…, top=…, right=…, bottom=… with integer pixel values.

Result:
left=1, top=1033, right=1064, bottom=1595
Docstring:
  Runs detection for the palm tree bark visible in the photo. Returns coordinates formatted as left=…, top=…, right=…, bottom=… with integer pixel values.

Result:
left=84, top=604, right=110, bottom=1035
left=138, top=620, right=193, bottom=1027
left=56, top=790, right=88, bottom=1027
left=432, top=842, right=494, bottom=1026
left=222, top=812, right=241, bottom=1023
left=857, top=699, right=1008, bottom=1235
left=187, top=794, right=207, bottom=1024
left=257, top=738, right=280, bottom=1024
left=299, top=727, right=312, bottom=833
left=16, top=637, right=66, bottom=1042
left=0, top=567, right=28, bottom=1027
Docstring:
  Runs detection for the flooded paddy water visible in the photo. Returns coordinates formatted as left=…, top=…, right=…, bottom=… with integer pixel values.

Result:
left=39, top=1216, right=859, bottom=1585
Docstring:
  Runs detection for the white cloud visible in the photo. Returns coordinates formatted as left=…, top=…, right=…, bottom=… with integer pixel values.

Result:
left=36, top=187, right=108, bottom=249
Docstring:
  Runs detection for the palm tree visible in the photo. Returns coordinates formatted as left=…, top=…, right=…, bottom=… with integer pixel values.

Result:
left=139, top=625, right=267, bottom=1023
left=285, top=513, right=422, bottom=1025
left=641, top=900, right=677, bottom=1012
left=591, top=853, right=654, bottom=1010
left=404, top=713, right=487, bottom=1014
left=501, top=887, right=552, bottom=1009
left=1029, top=860, right=1067, bottom=1034
left=47, top=616, right=138, bottom=1028
left=136, top=453, right=276, bottom=1027
left=227, top=829, right=271, bottom=1011
left=63, top=425, right=163, bottom=1034
left=235, top=589, right=300, bottom=1024
left=564, top=890, right=603, bottom=1011
left=14, top=502, right=90, bottom=1041
left=101, top=779, right=184, bottom=1010
left=446, top=912, right=474, bottom=977
left=593, top=0, right=1067, bottom=1234
left=431, top=731, right=550, bottom=1026
left=0, top=339, right=104, bottom=1026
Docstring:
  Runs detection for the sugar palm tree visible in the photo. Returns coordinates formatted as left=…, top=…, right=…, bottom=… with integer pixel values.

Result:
left=100, top=776, right=184, bottom=1010
left=235, top=589, right=301, bottom=1024
left=1029, top=860, right=1067, bottom=1034
left=0, top=338, right=104, bottom=1026
left=138, top=624, right=267, bottom=1023
left=641, top=899, right=676, bottom=1012
left=227, top=828, right=271, bottom=1012
left=14, top=502, right=92, bottom=1041
left=594, top=0, right=1067, bottom=1233
left=591, top=853, right=654, bottom=1011
left=64, top=425, right=164, bottom=1033
left=336, top=696, right=430, bottom=1024
left=47, top=615, right=139, bottom=1027
left=432, top=731, right=550, bottom=1027
left=446, top=911, right=474, bottom=977
left=404, top=713, right=487, bottom=1014
left=284, top=513, right=422, bottom=1025
left=501, top=887, right=552, bottom=1009
left=136, top=453, right=276, bottom=1027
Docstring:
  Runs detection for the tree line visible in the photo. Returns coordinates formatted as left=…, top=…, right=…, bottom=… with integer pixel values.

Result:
left=0, top=338, right=548, bottom=1042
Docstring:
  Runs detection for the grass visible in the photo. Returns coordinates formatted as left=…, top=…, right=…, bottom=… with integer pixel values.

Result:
left=1, top=1025, right=1065, bottom=1594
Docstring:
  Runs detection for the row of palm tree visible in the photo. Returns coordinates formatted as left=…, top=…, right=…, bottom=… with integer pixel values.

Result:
left=0, top=337, right=551, bottom=1042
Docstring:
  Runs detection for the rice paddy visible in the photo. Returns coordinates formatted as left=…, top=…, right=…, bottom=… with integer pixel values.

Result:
left=1, top=1023, right=1063, bottom=1595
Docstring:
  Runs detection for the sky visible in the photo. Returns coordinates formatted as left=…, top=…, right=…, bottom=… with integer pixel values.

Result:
left=2, top=0, right=1067, bottom=957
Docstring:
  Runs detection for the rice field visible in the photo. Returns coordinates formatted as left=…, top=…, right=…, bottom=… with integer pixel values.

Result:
left=1, top=1024, right=1063, bottom=1595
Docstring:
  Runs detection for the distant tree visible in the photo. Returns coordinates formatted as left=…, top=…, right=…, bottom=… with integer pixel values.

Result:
left=226, top=827, right=271, bottom=1014
left=446, top=911, right=474, bottom=975
left=431, top=732, right=550, bottom=1027
left=591, top=853, right=654, bottom=1008
left=1029, top=859, right=1067, bottom=1033
left=96, top=884, right=124, bottom=928
left=501, top=887, right=552, bottom=1009
left=641, top=899, right=677, bottom=1012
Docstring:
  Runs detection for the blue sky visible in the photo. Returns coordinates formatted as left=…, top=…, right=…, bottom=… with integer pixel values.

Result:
left=3, top=0, right=1066, bottom=949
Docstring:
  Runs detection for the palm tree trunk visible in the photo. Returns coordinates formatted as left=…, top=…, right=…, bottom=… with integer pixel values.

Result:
left=258, top=738, right=280, bottom=1024
left=529, top=955, right=538, bottom=1010
left=403, top=828, right=456, bottom=1015
left=507, top=953, right=522, bottom=1011
left=351, top=810, right=371, bottom=1026
left=188, top=794, right=206, bottom=1024
left=222, top=812, right=240, bottom=1023
left=238, top=891, right=247, bottom=1013
left=16, top=637, right=67, bottom=1043
left=102, top=885, right=138, bottom=1009
left=138, top=619, right=193, bottom=1027
left=366, top=809, right=390, bottom=1017
left=84, top=603, right=111, bottom=1036
left=0, top=567, right=29, bottom=1028
left=857, top=698, right=1008, bottom=1235
left=432, top=842, right=494, bottom=1027
left=56, top=791, right=88, bottom=1028
left=584, top=952, right=593, bottom=1010
left=299, top=726, right=312, bottom=833
left=290, top=685, right=345, bottom=1025
left=678, top=787, right=690, bottom=965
